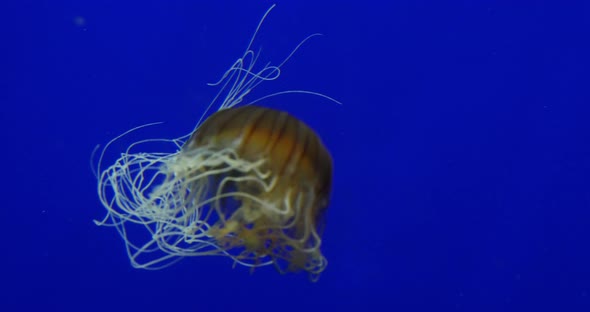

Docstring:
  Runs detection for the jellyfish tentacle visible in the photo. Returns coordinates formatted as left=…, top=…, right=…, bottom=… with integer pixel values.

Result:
left=95, top=5, right=334, bottom=281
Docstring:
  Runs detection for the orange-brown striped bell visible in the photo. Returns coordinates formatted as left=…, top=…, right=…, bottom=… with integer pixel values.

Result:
left=185, top=105, right=332, bottom=275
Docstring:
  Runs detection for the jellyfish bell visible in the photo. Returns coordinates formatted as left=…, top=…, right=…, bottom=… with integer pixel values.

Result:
left=183, top=105, right=333, bottom=274
left=94, top=5, right=338, bottom=281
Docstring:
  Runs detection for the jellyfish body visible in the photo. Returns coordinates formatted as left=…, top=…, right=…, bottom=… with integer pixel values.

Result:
left=96, top=105, right=332, bottom=279
left=94, top=5, right=337, bottom=281
left=180, top=105, right=332, bottom=276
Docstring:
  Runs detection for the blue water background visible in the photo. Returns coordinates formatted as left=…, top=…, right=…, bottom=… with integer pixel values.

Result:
left=2, top=1, right=589, bottom=311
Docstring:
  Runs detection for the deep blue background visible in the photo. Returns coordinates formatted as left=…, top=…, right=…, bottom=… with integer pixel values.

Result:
left=2, top=1, right=589, bottom=311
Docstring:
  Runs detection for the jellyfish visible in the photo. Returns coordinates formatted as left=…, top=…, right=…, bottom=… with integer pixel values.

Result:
left=94, top=5, right=339, bottom=281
